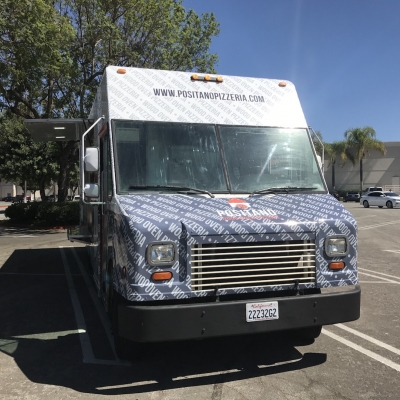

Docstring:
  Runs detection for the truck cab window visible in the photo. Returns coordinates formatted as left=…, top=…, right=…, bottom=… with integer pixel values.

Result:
left=219, top=127, right=325, bottom=192
left=113, top=121, right=227, bottom=194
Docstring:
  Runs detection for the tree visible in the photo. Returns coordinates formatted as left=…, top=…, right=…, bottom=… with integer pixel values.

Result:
left=344, top=126, right=386, bottom=193
left=324, top=141, right=350, bottom=191
left=0, top=0, right=220, bottom=201
left=0, top=113, right=59, bottom=199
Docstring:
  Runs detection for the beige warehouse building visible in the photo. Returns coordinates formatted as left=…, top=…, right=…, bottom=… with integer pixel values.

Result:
left=324, top=142, right=400, bottom=192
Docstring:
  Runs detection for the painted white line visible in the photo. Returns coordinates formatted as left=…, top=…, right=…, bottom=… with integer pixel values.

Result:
left=59, top=246, right=96, bottom=363
left=359, top=220, right=400, bottom=230
left=322, top=329, right=400, bottom=372
left=358, top=281, right=396, bottom=284
left=70, top=247, right=131, bottom=366
left=335, top=324, right=400, bottom=356
left=358, top=271, right=400, bottom=284
left=355, top=215, right=376, bottom=219
left=384, top=250, right=400, bottom=254
left=14, top=329, right=86, bottom=340
left=97, top=381, right=159, bottom=390
left=358, top=267, right=400, bottom=281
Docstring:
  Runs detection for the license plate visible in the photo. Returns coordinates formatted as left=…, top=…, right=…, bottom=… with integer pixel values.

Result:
left=246, top=301, right=279, bottom=322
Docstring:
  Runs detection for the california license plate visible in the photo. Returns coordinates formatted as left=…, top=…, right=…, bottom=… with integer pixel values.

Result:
left=246, top=301, right=279, bottom=322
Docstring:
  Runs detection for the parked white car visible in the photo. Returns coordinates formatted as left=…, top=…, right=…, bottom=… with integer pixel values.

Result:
left=360, top=191, right=400, bottom=209
left=363, top=186, right=383, bottom=194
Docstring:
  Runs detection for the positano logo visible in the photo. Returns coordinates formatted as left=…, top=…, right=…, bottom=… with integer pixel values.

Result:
left=217, top=198, right=279, bottom=221
left=228, top=198, right=250, bottom=210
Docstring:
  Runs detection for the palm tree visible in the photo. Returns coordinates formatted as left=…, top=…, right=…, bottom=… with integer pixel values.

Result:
left=324, top=141, right=349, bottom=191
left=344, top=127, right=386, bottom=193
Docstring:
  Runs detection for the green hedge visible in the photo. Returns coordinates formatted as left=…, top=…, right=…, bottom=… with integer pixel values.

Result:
left=4, top=201, right=79, bottom=226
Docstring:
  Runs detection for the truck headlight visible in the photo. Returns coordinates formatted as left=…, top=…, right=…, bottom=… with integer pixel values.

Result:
left=325, top=236, right=348, bottom=257
left=147, top=242, right=177, bottom=266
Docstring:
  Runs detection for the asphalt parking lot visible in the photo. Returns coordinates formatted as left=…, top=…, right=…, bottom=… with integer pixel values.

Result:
left=0, top=202, right=399, bottom=399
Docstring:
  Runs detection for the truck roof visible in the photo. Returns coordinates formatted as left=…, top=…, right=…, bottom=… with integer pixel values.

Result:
left=90, top=66, right=308, bottom=128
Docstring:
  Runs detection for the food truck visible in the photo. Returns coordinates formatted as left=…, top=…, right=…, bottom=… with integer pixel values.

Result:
left=25, top=66, right=360, bottom=358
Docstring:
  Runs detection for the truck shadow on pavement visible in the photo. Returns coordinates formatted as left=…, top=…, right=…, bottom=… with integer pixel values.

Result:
left=0, top=247, right=327, bottom=396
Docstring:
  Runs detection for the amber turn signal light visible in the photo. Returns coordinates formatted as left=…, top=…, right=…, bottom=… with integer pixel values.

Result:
left=152, top=271, right=173, bottom=281
left=117, top=68, right=127, bottom=74
left=329, top=262, right=345, bottom=270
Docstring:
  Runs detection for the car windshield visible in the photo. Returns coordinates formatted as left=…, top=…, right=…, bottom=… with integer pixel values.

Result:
left=384, top=192, right=399, bottom=196
left=112, top=121, right=325, bottom=194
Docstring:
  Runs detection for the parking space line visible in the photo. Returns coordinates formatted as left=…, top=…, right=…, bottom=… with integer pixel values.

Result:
left=357, top=271, right=400, bottom=284
left=59, top=246, right=132, bottom=367
left=335, top=324, right=400, bottom=356
left=359, top=220, right=400, bottom=230
left=59, top=246, right=96, bottom=363
left=70, top=247, right=131, bottom=366
left=358, top=268, right=400, bottom=281
left=322, top=329, right=400, bottom=372
left=13, top=329, right=86, bottom=340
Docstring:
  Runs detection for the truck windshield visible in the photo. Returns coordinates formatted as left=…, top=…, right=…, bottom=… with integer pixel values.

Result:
left=113, top=121, right=325, bottom=194
left=219, top=126, right=325, bottom=192
left=113, top=121, right=227, bottom=193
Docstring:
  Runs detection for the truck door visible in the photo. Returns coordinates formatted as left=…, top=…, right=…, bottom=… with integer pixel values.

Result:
left=99, top=127, right=113, bottom=307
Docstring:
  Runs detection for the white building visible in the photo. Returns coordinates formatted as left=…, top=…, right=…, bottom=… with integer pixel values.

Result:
left=324, top=142, right=400, bottom=192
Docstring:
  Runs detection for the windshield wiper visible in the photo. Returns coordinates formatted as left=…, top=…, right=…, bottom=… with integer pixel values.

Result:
left=128, top=185, right=215, bottom=198
left=249, top=186, right=317, bottom=197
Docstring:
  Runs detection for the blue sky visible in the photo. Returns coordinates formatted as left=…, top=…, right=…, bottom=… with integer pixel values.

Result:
left=184, top=0, right=400, bottom=144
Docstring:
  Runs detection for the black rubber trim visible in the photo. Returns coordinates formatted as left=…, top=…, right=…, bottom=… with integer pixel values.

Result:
left=118, top=285, right=361, bottom=342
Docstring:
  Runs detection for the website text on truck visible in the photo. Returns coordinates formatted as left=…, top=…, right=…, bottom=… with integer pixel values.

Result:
left=25, top=66, right=360, bottom=359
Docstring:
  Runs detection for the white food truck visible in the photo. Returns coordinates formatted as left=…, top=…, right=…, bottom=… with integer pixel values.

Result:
left=25, top=66, right=360, bottom=359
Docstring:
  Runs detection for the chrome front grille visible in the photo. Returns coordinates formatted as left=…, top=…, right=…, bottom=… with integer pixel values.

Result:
left=190, top=240, right=316, bottom=291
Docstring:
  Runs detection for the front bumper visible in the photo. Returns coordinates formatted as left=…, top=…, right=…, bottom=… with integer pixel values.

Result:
left=118, top=285, right=361, bottom=342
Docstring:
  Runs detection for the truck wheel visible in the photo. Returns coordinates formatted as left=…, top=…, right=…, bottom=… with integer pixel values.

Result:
left=110, top=289, right=143, bottom=360
left=295, top=325, right=322, bottom=341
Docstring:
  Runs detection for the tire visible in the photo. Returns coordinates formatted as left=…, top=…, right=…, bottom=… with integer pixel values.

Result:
left=110, top=287, right=144, bottom=360
left=363, top=201, right=369, bottom=208
left=289, top=325, right=322, bottom=344
left=386, top=201, right=393, bottom=209
left=296, top=325, right=322, bottom=340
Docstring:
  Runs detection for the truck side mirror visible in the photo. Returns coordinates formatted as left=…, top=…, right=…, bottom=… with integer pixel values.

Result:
left=85, top=147, right=99, bottom=172
left=84, top=183, right=99, bottom=198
